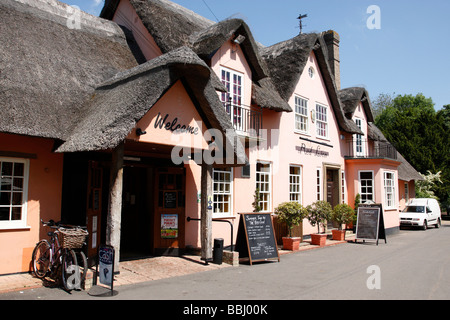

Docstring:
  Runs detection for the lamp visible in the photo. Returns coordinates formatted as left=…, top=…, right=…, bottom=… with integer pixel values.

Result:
left=233, top=34, right=246, bottom=45
left=136, top=128, right=147, bottom=136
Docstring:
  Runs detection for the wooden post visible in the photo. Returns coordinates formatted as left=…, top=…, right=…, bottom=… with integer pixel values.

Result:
left=200, top=163, right=213, bottom=262
left=106, top=142, right=124, bottom=272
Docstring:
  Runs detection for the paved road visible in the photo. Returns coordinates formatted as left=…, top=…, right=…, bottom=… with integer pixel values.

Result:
left=2, top=219, right=450, bottom=301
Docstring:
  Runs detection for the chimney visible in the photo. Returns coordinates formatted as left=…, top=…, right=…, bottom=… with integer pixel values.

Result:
left=323, top=30, right=341, bottom=90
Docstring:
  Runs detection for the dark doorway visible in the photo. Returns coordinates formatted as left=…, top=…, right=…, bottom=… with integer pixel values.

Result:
left=120, top=166, right=155, bottom=261
left=326, top=168, right=340, bottom=229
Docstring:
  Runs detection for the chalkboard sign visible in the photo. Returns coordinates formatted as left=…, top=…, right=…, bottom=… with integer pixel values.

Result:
left=236, top=213, right=280, bottom=265
left=164, top=192, right=177, bottom=209
left=356, top=204, right=386, bottom=245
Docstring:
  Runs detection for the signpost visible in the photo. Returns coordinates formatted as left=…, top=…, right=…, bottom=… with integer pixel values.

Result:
left=235, top=213, right=280, bottom=265
left=355, top=204, right=386, bottom=245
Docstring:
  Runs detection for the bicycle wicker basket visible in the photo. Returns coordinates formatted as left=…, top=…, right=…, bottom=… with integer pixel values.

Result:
left=59, top=228, right=88, bottom=249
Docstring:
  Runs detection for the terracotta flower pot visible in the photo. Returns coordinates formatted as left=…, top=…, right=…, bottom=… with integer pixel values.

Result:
left=332, top=229, right=346, bottom=241
left=310, top=233, right=327, bottom=247
left=282, top=237, right=301, bottom=251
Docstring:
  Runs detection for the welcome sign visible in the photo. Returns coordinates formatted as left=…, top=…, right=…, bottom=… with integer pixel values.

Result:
left=128, top=81, right=209, bottom=150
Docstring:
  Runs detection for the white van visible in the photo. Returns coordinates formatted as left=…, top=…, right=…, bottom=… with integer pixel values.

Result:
left=399, top=198, right=441, bottom=230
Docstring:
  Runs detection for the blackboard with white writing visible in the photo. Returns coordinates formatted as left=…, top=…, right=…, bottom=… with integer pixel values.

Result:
left=236, top=213, right=280, bottom=265
left=356, top=204, right=386, bottom=245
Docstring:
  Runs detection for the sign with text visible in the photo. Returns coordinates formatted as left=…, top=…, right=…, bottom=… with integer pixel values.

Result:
left=236, top=213, right=280, bottom=265
left=161, top=214, right=178, bottom=239
left=356, top=204, right=386, bottom=245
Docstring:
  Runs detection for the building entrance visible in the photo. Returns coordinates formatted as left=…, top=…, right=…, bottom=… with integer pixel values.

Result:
left=120, top=166, right=155, bottom=261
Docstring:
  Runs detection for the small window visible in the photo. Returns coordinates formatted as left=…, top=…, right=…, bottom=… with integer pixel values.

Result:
left=256, top=162, right=271, bottom=212
left=308, top=67, right=315, bottom=79
left=384, top=171, right=396, bottom=209
left=213, top=168, right=233, bottom=217
left=289, top=166, right=302, bottom=204
left=294, top=96, right=308, bottom=133
left=0, top=158, right=29, bottom=229
left=316, top=104, right=328, bottom=139
left=359, top=171, right=374, bottom=203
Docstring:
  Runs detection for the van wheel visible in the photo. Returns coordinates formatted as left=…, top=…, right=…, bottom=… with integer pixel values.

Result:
left=435, top=218, right=441, bottom=228
left=422, top=220, right=428, bottom=230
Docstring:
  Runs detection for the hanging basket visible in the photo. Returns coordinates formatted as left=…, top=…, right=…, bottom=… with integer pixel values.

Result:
left=59, top=228, right=88, bottom=249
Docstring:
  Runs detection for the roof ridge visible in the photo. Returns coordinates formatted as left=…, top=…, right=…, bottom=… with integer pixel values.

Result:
left=2, top=0, right=125, bottom=40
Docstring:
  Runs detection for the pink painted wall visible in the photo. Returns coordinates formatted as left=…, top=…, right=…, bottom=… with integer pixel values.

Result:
left=112, top=0, right=162, bottom=61
left=0, top=133, right=63, bottom=274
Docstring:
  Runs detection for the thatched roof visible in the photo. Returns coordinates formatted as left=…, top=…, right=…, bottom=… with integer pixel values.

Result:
left=396, top=151, right=424, bottom=182
left=101, top=0, right=291, bottom=112
left=339, top=87, right=375, bottom=123
left=261, top=33, right=362, bottom=134
left=57, top=46, right=246, bottom=166
left=1, top=0, right=246, bottom=164
left=0, top=0, right=138, bottom=140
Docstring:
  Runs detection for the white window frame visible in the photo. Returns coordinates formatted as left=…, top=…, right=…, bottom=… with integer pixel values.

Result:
left=289, top=165, right=302, bottom=204
left=212, top=168, right=233, bottom=218
left=341, top=170, right=347, bottom=204
left=384, top=171, right=396, bottom=209
left=220, top=67, right=245, bottom=132
left=316, top=103, right=328, bottom=139
left=316, top=167, right=323, bottom=201
left=354, top=118, right=365, bottom=157
left=359, top=170, right=374, bottom=203
left=294, top=96, right=309, bottom=134
left=256, top=162, right=271, bottom=212
left=0, top=157, right=30, bottom=230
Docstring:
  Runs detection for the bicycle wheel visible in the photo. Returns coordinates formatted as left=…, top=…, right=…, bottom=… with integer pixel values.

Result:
left=75, top=250, right=88, bottom=290
left=61, top=249, right=78, bottom=291
left=32, top=240, right=51, bottom=279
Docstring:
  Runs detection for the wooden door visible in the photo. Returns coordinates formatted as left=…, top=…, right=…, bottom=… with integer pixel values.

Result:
left=154, top=167, right=185, bottom=254
left=86, top=161, right=102, bottom=259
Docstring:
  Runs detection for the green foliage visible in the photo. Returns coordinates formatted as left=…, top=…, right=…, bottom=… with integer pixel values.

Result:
left=331, top=204, right=354, bottom=230
left=375, top=93, right=450, bottom=205
left=252, top=188, right=262, bottom=213
left=416, top=171, right=442, bottom=199
left=275, top=202, right=308, bottom=237
left=306, top=201, right=332, bottom=234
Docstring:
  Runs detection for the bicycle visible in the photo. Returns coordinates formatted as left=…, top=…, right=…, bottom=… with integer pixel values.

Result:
left=32, top=219, right=88, bottom=292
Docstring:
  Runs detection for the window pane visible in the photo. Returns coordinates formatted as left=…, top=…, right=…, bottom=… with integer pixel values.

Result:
left=13, top=178, right=23, bottom=191
left=1, top=162, right=13, bottom=176
left=0, top=207, right=9, bottom=220
left=11, top=207, right=21, bottom=221
left=12, top=193, right=22, bottom=205
left=14, top=163, right=24, bottom=177
left=0, top=192, right=10, bottom=205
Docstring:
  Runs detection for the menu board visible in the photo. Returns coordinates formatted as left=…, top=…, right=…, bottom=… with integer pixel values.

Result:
left=356, top=204, right=386, bottom=245
left=236, top=213, right=280, bottom=265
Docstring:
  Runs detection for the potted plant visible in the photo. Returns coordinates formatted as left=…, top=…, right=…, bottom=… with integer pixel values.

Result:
left=331, top=203, right=354, bottom=240
left=306, top=201, right=332, bottom=247
left=350, top=193, right=361, bottom=232
left=275, top=202, right=308, bottom=251
left=252, top=188, right=262, bottom=213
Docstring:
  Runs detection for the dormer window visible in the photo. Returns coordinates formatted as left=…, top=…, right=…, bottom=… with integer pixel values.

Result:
left=220, top=67, right=244, bottom=131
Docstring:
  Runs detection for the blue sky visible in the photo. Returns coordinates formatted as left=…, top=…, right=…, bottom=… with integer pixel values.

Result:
left=62, top=0, right=449, bottom=110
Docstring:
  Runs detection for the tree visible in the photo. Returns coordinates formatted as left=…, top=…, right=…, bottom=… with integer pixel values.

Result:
left=375, top=93, right=450, bottom=205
